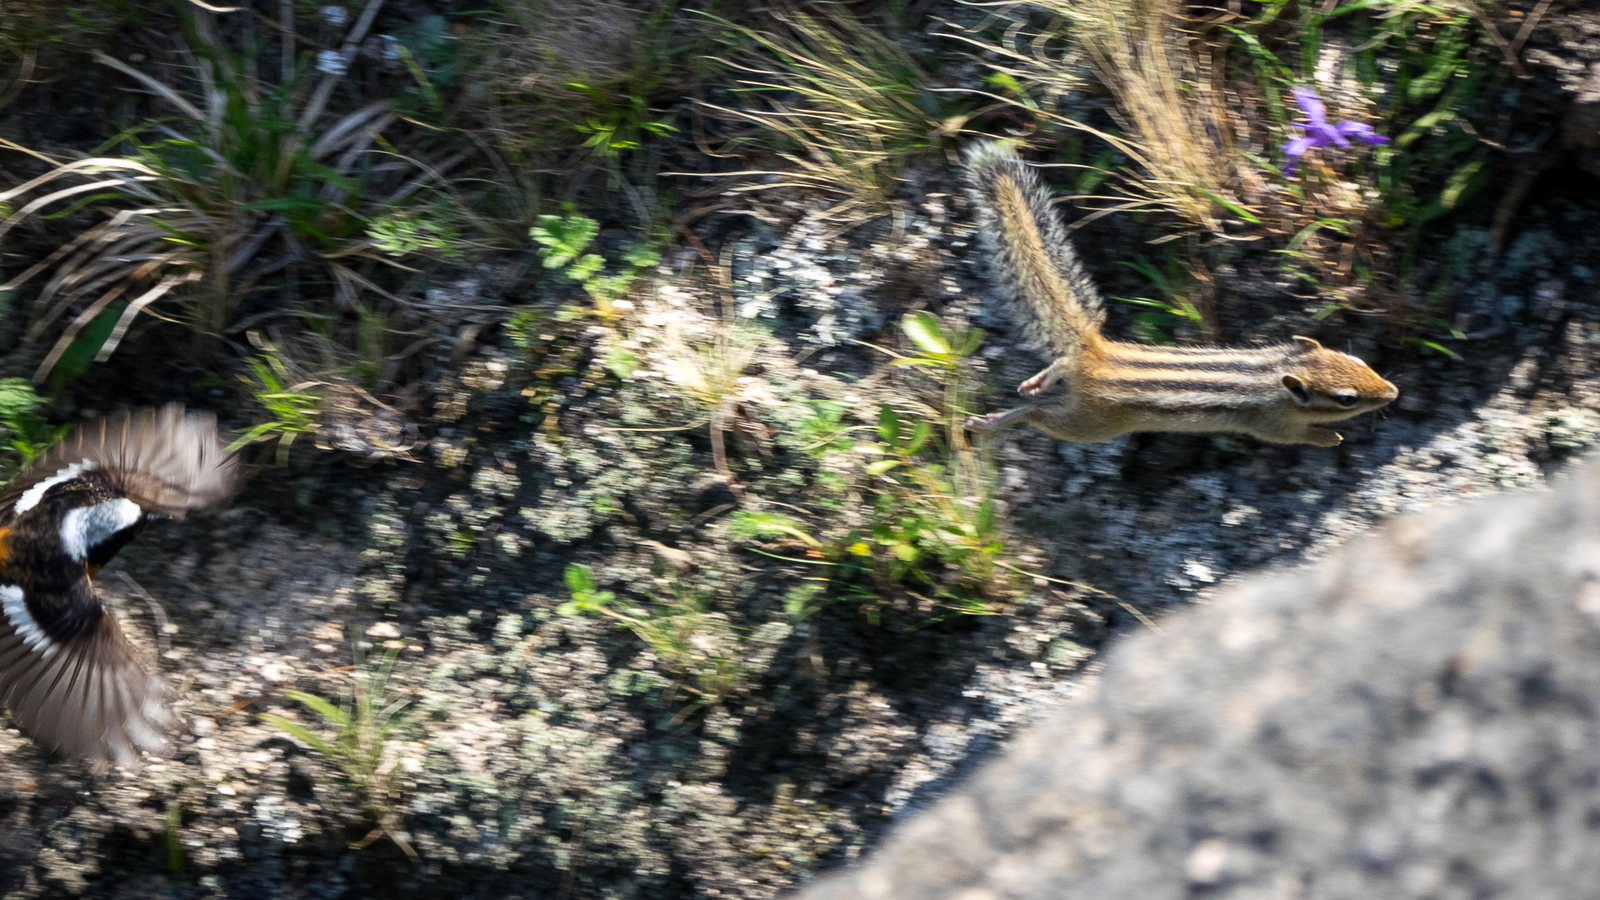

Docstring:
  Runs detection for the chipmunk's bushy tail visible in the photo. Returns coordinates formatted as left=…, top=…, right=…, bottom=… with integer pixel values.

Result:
left=964, top=142, right=1105, bottom=360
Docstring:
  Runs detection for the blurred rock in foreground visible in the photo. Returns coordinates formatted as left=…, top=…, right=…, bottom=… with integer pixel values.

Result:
left=799, top=454, right=1600, bottom=900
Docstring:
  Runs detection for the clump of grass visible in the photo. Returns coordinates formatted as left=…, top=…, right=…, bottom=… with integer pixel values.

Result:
left=953, top=0, right=1244, bottom=235
left=661, top=312, right=768, bottom=501
left=559, top=564, right=746, bottom=710
left=229, top=331, right=419, bottom=465
left=228, top=336, right=325, bottom=467
left=473, top=0, right=697, bottom=220
left=260, top=637, right=416, bottom=859
left=958, top=0, right=1505, bottom=334
left=0, top=8, right=451, bottom=382
left=700, top=2, right=949, bottom=226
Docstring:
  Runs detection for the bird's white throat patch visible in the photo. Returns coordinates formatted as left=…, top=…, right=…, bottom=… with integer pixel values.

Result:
left=60, top=498, right=143, bottom=563
left=0, top=584, right=57, bottom=660
left=13, top=460, right=97, bottom=515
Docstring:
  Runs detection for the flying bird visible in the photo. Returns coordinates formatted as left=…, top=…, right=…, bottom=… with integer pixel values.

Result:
left=0, top=405, right=240, bottom=769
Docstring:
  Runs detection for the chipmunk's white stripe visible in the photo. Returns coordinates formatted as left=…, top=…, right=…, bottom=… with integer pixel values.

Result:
left=13, top=460, right=97, bottom=515
left=1, top=584, right=58, bottom=661
left=59, top=499, right=142, bottom=563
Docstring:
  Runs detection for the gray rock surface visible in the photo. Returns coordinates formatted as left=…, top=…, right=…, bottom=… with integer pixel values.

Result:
left=798, top=454, right=1600, bottom=900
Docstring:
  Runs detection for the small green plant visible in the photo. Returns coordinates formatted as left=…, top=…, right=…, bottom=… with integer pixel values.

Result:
left=558, top=564, right=745, bottom=708
left=794, top=400, right=860, bottom=456
left=368, top=202, right=466, bottom=260
left=735, top=314, right=1014, bottom=619
left=894, top=311, right=984, bottom=396
left=729, top=510, right=824, bottom=553
left=227, top=335, right=323, bottom=466
left=556, top=563, right=618, bottom=616
left=566, top=76, right=681, bottom=187
left=480, top=0, right=697, bottom=206
left=0, top=378, right=65, bottom=480
left=260, top=637, right=415, bottom=859
left=782, top=581, right=831, bottom=623
left=529, top=209, right=660, bottom=319
left=1112, top=250, right=1206, bottom=344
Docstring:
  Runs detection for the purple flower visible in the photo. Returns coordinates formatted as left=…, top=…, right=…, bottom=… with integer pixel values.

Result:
left=1283, top=86, right=1389, bottom=176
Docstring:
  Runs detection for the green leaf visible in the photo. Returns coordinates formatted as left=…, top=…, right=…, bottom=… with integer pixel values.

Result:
left=905, top=421, right=932, bottom=455
left=565, top=563, right=597, bottom=594
left=555, top=601, right=582, bottom=616
left=569, top=253, right=605, bottom=282
left=877, top=405, right=900, bottom=446
left=603, top=347, right=640, bottom=379
left=1194, top=187, right=1262, bottom=224
left=37, top=191, right=136, bottom=221
left=0, top=378, right=44, bottom=420
left=50, top=301, right=123, bottom=389
left=863, top=459, right=902, bottom=476
left=1407, top=20, right=1468, bottom=103
left=285, top=689, right=350, bottom=727
left=1404, top=336, right=1463, bottom=360
left=901, top=311, right=951, bottom=356
left=1396, top=109, right=1458, bottom=149
left=623, top=244, right=660, bottom=269
left=260, top=714, right=336, bottom=757
left=1440, top=160, right=1486, bottom=210
left=957, top=327, right=985, bottom=358
left=728, top=511, right=822, bottom=549
left=563, top=214, right=599, bottom=251
left=984, top=71, right=1024, bottom=96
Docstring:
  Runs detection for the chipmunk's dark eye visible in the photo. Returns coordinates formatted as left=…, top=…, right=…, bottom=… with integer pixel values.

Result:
left=1333, top=391, right=1359, bottom=407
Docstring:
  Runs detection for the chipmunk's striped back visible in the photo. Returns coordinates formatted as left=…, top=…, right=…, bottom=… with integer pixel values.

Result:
left=1092, top=342, right=1306, bottom=410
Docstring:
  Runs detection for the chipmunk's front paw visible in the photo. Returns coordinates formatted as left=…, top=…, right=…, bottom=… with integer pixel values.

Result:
left=1306, top=427, right=1343, bottom=447
left=1018, top=372, right=1051, bottom=397
left=966, top=413, right=1003, bottom=432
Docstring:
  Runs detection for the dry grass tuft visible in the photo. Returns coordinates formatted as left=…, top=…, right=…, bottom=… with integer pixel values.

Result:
left=953, top=0, right=1246, bottom=236
left=698, top=2, right=947, bottom=227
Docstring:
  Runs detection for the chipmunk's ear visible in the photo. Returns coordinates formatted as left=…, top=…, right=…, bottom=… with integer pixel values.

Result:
left=1282, top=374, right=1312, bottom=406
left=1292, top=335, right=1323, bottom=352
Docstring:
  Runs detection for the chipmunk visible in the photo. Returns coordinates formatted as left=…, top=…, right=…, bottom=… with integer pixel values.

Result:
left=962, top=143, right=1397, bottom=447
